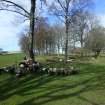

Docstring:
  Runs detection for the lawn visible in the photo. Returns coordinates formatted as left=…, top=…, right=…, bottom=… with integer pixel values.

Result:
left=0, top=53, right=24, bottom=67
left=0, top=53, right=59, bottom=67
left=0, top=54, right=105, bottom=105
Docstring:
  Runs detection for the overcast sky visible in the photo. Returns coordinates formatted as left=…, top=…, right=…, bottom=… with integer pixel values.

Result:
left=0, top=0, right=105, bottom=51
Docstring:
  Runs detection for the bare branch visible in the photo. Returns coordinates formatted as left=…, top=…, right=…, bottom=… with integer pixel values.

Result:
left=57, top=0, right=65, bottom=12
left=0, top=8, right=29, bottom=18
left=0, top=0, right=30, bottom=16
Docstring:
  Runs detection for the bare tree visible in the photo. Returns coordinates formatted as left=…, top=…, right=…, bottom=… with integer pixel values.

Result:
left=35, top=17, right=49, bottom=55
left=29, top=0, right=36, bottom=60
left=19, top=33, right=30, bottom=54
left=71, top=11, right=90, bottom=57
left=48, top=0, right=92, bottom=62
left=53, top=24, right=65, bottom=56
left=19, top=16, right=57, bottom=55
left=85, top=26, right=105, bottom=58
left=0, top=0, right=45, bottom=61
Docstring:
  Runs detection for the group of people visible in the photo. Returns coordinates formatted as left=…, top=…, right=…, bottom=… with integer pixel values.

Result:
left=18, top=56, right=40, bottom=73
left=0, top=56, right=40, bottom=77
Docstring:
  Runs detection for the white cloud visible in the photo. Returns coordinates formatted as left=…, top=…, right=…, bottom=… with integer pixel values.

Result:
left=0, top=0, right=30, bottom=51
left=98, top=15, right=105, bottom=27
left=0, top=26, right=20, bottom=51
left=0, top=11, right=29, bottom=51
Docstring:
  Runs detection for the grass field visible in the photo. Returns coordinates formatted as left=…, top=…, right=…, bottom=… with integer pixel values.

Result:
left=0, top=53, right=24, bottom=67
left=0, top=53, right=59, bottom=67
left=0, top=54, right=105, bottom=105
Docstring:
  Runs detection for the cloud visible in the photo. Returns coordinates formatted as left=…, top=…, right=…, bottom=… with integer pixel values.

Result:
left=98, top=15, right=105, bottom=27
left=0, top=11, right=29, bottom=51
left=0, top=26, right=20, bottom=51
left=0, top=0, right=30, bottom=51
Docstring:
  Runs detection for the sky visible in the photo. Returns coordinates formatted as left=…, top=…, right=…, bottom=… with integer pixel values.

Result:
left=0, top=0, right=105, bottom=51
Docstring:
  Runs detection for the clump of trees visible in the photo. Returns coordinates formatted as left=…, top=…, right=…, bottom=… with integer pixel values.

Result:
left=1, top=0, right=105, bottom=61
left=0, top=0, right=46, bottom=61
left=19, top=17, right=65, bottom=55
left=48, top=0, right=92, bottom=62
left=0, top=0, right=94, bottom=62
left=85, top=26, right=105, bottom=58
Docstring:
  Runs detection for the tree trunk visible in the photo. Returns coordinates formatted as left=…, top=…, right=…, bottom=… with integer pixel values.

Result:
left=80, top=37, right=83, bottom=57
left=29, top=0, right=36, bottom=61
left=64, top=19, right=69, bottom=63
left=57, top=44, right=60, bottom=56
left=80, top=28, right=84, bottom=57
left=94, top=50, right=101, bottom=59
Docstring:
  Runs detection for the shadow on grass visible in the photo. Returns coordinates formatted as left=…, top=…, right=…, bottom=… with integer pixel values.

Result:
left=78, top=96, right=100, bottom=105
left=0, top=63, right=105, bottom=105
left=0, top=73, right=57, bottom=101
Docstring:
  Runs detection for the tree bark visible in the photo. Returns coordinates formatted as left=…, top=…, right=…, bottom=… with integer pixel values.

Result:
left=29, top=0, right=36, bottom=61
left=80, top=32, right=84, bottom=57
left=64, top=17, right=69, bottom=63
left=64, top=0, right=70, bottom=63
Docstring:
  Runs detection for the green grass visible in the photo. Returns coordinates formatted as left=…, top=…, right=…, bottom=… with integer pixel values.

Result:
left=0, top=54, right=105, bottom=105
left=0, top=54, right=60, bottom=67
left=0, top=53, right=24, bottom=67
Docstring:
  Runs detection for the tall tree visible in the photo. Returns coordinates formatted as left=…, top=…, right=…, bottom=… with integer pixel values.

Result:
left=72, top=11, right=90, bottom=56
left=0, top=0, right=45, bottom=61
left=29, top=0, right=36, bottom=61
left=85, top=26, right=105, bottom=58
left=48, top=0, right=92, bottom=62
left=19, top=33, right=30, bottom=54
left=53, top=24, right=65, bottom=55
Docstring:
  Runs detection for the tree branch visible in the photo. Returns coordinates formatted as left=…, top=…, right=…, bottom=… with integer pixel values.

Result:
left=0, top=0, right=30, bottom=16
left=0, top=8, right=29, bottom=18
left=57, top=0, right=65, bottom=12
